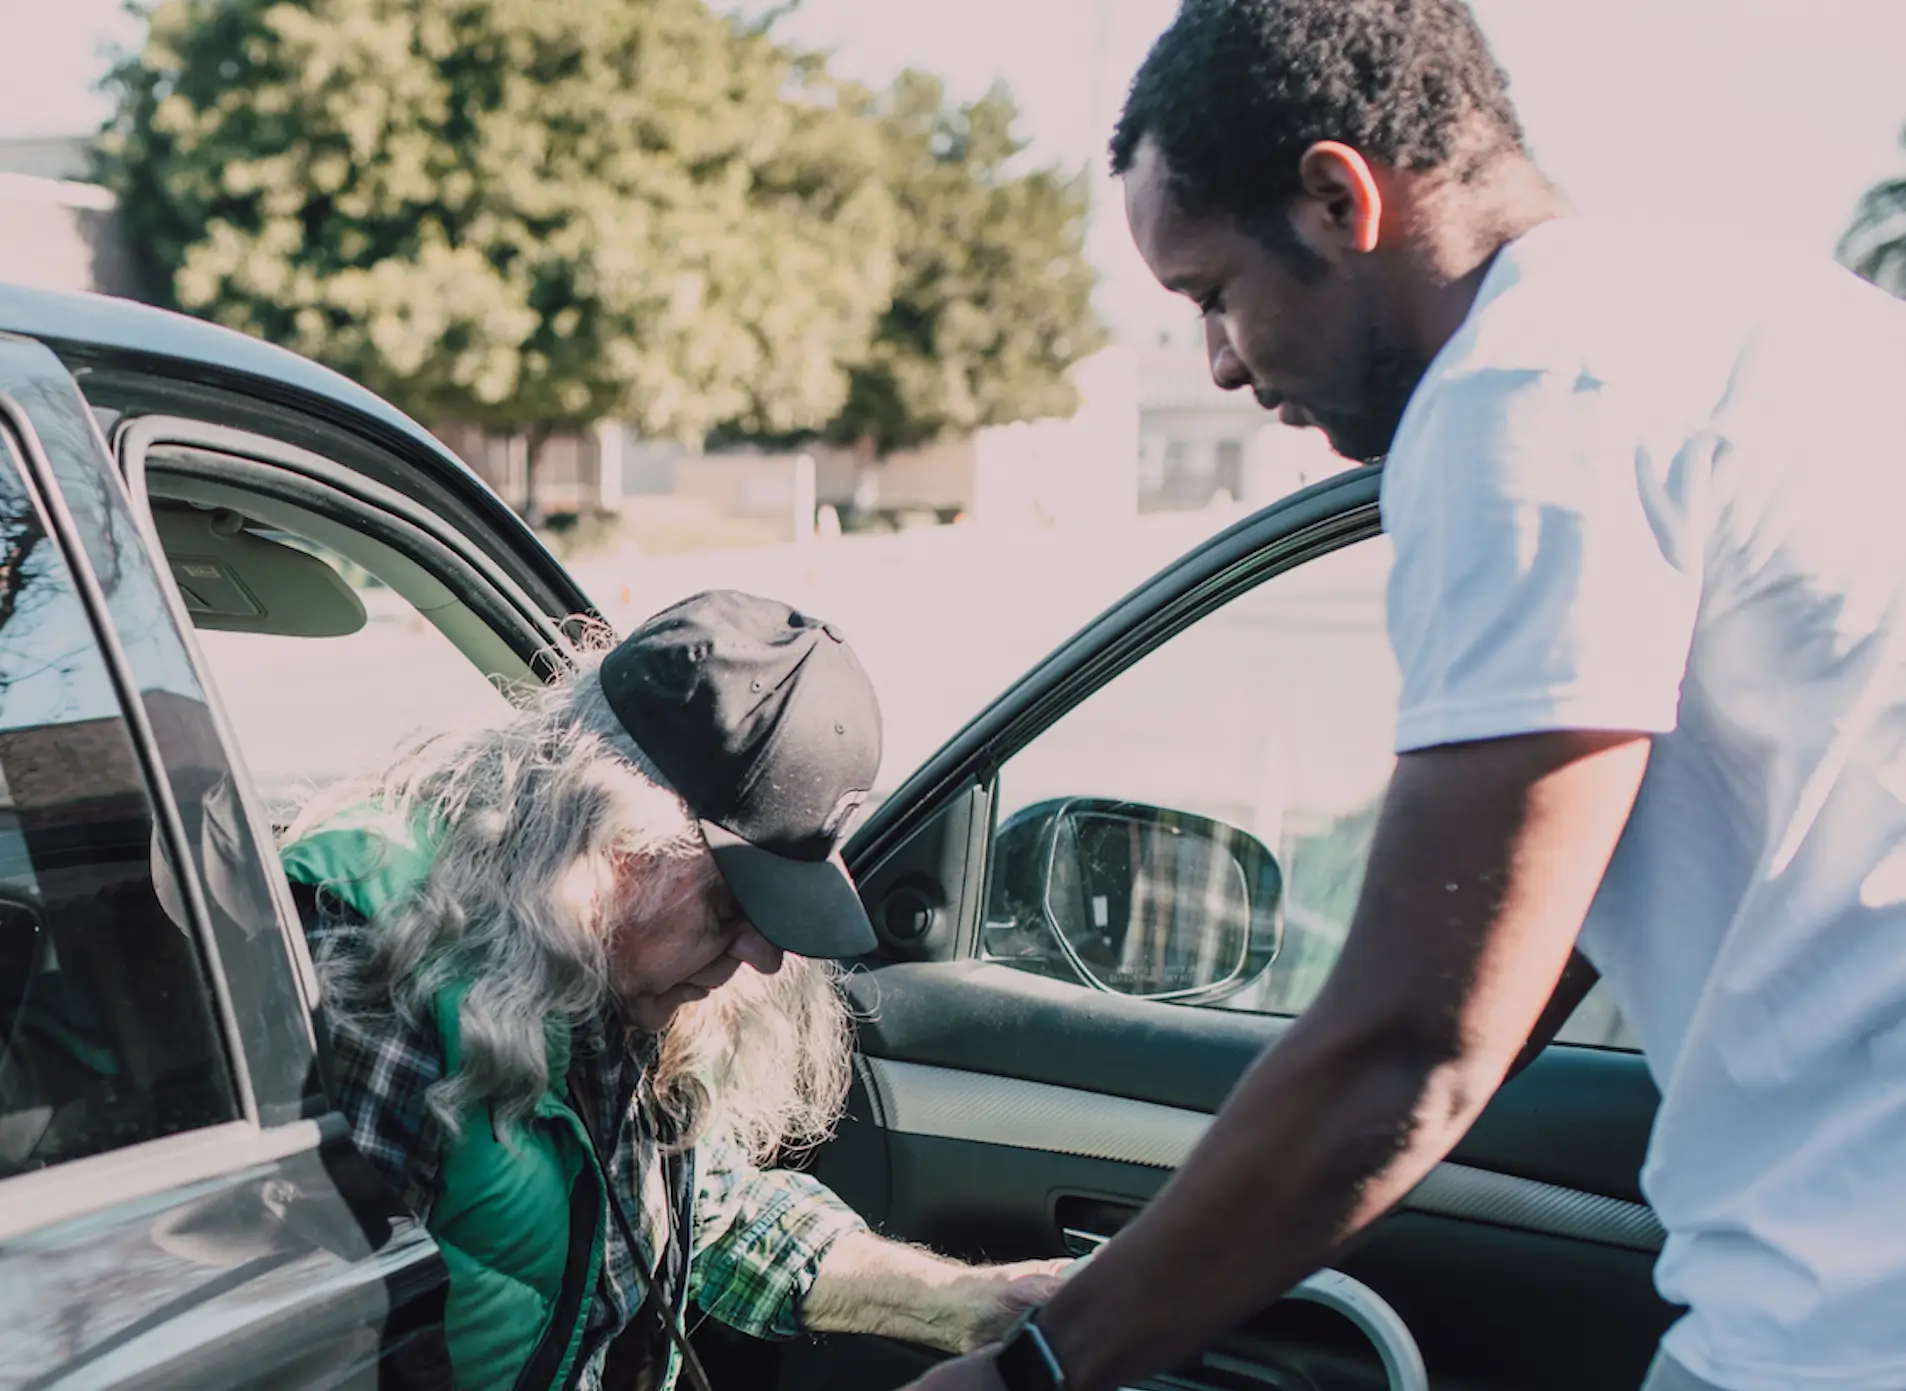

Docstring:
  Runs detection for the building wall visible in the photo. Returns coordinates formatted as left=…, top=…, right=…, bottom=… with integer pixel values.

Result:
left=604, top=345, right=1141, bottom=536
left=0, top=136, right=92, bottom=183
left=431, top=423, right=605, bottom=515
left=972, top=343, right=1140, bottom=531
left=0, top=173, right=139, bottom=297
left=1135, top=334, right=1348, bottom=512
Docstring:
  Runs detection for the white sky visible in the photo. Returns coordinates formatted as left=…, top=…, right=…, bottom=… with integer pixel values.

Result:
left=7, top=0, right=1906, bottom=339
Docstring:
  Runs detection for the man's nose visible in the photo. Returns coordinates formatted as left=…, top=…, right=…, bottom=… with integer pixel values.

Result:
left=1205, top=319, right=1252, bottom=393
left=730, top=924, right=785, bottom=976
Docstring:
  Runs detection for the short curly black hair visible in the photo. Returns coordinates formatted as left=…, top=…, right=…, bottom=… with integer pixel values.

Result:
left=1110, top=0, right=1526, bottom=221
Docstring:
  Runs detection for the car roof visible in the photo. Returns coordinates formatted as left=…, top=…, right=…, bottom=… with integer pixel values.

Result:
left=0, top=280, right=454, bottom=466
left=0, top=279, right=604, bottom=635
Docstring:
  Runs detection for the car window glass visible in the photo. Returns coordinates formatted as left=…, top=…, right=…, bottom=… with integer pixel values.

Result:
left=986, top=532, right=1636, bottom=1050
left=23, top=374, right=323, bottom=1121
left=7, top=374, right=204, bottom=709
left=182, top=529, right=514, bottom=818
left=0, top=428, right=238, bottom=1175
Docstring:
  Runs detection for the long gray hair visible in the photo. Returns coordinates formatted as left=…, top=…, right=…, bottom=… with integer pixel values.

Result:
left=291, top=649, right=856, bottom=1164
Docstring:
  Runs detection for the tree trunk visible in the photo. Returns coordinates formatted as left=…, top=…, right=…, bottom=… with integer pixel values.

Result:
left=520, top=425, right=552, bottom=528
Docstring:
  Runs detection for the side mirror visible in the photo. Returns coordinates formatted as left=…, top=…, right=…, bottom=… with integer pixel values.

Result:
left=985, top=797, right=1282, bottom=1004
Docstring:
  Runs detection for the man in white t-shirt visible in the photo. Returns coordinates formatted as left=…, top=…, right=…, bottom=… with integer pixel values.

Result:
left=906, top=3, right=1906, bottom=1391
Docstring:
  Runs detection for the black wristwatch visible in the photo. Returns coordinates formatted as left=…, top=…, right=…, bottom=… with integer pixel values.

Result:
left=993, top=1306, right=1070, bottom=1391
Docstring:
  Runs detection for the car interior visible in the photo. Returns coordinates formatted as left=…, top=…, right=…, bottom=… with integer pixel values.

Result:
left=113, top=421, right=565, bottom=829
left=135, top=445, right=547, bottom=688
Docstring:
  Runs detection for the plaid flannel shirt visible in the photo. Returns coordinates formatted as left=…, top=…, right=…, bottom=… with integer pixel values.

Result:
left=305, top=902, right=867, bottom=1389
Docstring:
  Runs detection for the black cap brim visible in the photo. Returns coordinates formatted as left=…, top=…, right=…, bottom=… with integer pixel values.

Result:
left=702, top=821, right=878, bottom=959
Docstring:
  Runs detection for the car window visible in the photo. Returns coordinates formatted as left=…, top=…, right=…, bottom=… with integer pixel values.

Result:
left=183, top=528, right=515, bottom=817
left=985, top=531, right=1635, bottom=1050
left=0, top=428, right=239, bottom=1175
left=30, top=383, right=325, bottom=1122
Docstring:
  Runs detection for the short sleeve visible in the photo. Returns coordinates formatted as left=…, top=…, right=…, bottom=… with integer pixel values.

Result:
left=1380, top=365, right=1704, bottom=754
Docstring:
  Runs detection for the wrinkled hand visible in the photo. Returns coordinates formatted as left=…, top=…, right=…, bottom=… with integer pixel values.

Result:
left=945, top=1256, right=1071, bottom=1353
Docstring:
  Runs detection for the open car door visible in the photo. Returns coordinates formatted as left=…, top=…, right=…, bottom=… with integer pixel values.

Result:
left=748, top=469, right=1674, bottom=1391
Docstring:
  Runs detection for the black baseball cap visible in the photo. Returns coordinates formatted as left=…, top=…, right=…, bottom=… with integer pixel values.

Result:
left=598, top=590, right=881, bottom=959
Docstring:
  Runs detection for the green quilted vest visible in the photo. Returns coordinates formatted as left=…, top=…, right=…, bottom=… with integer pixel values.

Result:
left=283, top=811, right=608, bottom=1391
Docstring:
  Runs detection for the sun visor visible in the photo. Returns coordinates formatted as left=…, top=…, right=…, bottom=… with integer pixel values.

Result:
left=151, top=504, right=366, bottom=638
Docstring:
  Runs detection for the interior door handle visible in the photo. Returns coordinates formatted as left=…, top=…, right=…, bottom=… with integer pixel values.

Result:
left=1060, top=1227, right=1110, bottom=1258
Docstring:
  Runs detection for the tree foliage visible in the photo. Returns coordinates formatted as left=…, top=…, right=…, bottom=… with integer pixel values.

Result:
left=101, top=0, right=896, bottom=450
left=1841, top=125, right=1906, bottom=296
left=817, top=72, right=1106, bottom=456
left=99, top=0, right=1103, bottom=482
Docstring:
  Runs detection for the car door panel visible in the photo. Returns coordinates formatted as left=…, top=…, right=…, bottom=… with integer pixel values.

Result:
left=794, top=977, right=1674, bottom=1391
left=843, top=962, right=1661, bottom=1203
left=0, top=1124, right=450, bottom=1391
left=854, top=1051, right=1663, bottom=1256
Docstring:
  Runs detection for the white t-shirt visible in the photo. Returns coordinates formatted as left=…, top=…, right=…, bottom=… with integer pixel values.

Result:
left=1382, top=218, right=1906, bottom=1390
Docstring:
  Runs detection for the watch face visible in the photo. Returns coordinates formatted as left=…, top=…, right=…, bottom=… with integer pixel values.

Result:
left=994, top=1313, right=1066, bottom=1391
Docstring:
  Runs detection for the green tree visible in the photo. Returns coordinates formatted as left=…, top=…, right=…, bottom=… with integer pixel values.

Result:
left=715, top=71, right=1106, bottom=457
left=99, top=0, right=897, bottom=518
left=825, top=71, right=1106, bottom=456
left=1840, top=125, right=1906, bottom=295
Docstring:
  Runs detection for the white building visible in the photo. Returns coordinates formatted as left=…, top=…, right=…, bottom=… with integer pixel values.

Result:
left=1135, top=330, right=1345, bottom=512
left=0, top=136, right=91, bottom=183
left=597, top=343, right=1144, bottom=540
left=0, top=135, right=137, bottom=298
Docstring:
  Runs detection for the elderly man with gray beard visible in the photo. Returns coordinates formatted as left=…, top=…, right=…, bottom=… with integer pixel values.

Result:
left=280, top=590, right=1064, bottom=1391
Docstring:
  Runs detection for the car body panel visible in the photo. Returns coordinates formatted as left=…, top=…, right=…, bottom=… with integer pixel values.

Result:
left=0, top=1126, right=449, bottom=1391
left=0, top=284, right=454, bottom=472
left=0, top=285, right=598, bottom=633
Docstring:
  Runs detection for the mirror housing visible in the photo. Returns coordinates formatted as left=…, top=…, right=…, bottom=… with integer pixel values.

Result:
left=985, top=797, right=1282, bottom=1004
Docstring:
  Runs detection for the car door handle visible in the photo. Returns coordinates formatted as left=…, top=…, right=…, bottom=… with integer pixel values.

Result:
left=1060, top=1226, right=1110, bottom=1258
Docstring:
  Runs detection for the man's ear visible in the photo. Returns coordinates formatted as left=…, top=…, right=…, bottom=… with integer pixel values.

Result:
left=1292, top=141, right=1383, bottom=257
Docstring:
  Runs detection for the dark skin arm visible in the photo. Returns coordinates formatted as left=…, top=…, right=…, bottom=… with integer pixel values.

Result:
left=904, top=728, right=1649, bottom=1391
